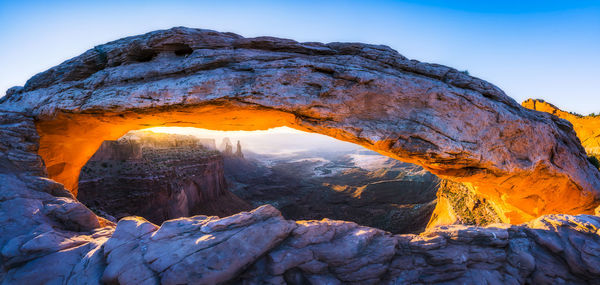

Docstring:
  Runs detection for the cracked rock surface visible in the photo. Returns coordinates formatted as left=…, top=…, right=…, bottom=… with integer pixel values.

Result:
left=1, top=27, right=600, bottom=284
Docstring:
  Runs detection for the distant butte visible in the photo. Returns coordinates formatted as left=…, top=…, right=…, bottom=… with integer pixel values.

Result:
left=523, top=98, right=600, bottom=156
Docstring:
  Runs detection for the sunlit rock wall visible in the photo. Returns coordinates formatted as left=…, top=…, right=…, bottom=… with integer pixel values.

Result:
left=78, top=131, right=250, bottom=224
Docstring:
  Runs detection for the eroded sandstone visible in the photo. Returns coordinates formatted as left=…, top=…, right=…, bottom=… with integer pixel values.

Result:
left=1, top=27, right=598, bottom=223
left=523, top=98, right=600, bottom=156
left=78, top=130, right=251, bottom=223
left=1, top=27, right=600, bottom=283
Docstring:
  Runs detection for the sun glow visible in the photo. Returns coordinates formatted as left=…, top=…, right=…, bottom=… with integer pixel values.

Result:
left=144, top=126, right=363, bottom=155
left=145, top=126, right=304, bottom=137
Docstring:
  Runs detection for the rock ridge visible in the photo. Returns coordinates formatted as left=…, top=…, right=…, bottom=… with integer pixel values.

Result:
left=523, top=98, right=600, bottom=156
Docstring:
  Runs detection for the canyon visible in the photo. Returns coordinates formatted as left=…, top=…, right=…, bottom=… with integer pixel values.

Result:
left=1, top=27, right=600, bottom=284
left=78, top=130, right=250, bottom=224
left=225, top=148, right=441, bottom=234
left=80, top=128, right=442, bottom=234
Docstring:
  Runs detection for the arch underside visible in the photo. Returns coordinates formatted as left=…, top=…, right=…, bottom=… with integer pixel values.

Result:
left=35, top=100, right=597, bottom=225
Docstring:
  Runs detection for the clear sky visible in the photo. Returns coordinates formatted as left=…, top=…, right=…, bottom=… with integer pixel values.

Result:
left=1, top=0, right=599, bottom=114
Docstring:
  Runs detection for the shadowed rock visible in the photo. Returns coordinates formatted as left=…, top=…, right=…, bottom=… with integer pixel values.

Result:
left=78, top=130, right=251, bottom=224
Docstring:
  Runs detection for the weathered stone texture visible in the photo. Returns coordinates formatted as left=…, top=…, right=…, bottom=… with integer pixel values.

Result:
left=1, top=27, right=600, bottom=284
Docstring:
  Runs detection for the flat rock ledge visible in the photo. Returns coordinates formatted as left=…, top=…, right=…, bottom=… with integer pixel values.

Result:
left=2, top=201, right=600, bottom=284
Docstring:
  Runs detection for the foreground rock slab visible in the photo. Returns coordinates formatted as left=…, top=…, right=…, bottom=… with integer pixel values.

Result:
left=3, top=201, right=600, bottom=284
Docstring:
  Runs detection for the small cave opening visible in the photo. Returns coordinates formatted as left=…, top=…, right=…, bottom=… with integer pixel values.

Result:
left=76, top=126, right=441, bottom=234
left=128, top=49, right=158, bottom=63
left=171, top=43, right=194, bottom=56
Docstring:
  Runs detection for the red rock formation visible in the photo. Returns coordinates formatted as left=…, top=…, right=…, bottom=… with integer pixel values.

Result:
left=235, top=140, right=244, bottom=158
left=78, top=130, right=251, bottom=224
left=1, top=28, right=600, bottom=283
left=0, top=27, right=595, bottom=223
left=428, top=179, right=504, bottom=228
left=523, top=98, right=600, bottom=155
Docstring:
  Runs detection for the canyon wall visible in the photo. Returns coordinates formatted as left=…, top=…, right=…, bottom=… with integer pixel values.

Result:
left=225, top=155, right=441, bottom=234
left=78, top=131, right=250, bottom=224
left=523, top=99, right=600, bottom=156
left=428, top=180, right=504, bottom=228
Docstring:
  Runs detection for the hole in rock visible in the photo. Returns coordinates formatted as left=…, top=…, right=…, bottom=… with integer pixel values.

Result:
left=77, top=127, right=442, bottom=234
left=128, top=49, right=157, bottom=62
left=171, top=43, right=194, bottom=56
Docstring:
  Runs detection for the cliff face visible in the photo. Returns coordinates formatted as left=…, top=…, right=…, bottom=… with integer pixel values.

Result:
left=428, top=180, right=504, bottom=228
left=78, top=131, right=250, bottom=224
left=523, top=99, right=600, bottom=155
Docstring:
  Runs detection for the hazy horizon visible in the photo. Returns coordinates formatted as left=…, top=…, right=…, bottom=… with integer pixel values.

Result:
left=1, top=1, right=598, bottom=114
left=145, top=126, right=365, bottom=156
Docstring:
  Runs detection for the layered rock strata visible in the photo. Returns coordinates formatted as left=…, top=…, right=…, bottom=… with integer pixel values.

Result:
left=1, top=27, right=600, bottom=283
left=428, top=180, right=504, bottom=228
left=78, top=131, right=250, bottom=224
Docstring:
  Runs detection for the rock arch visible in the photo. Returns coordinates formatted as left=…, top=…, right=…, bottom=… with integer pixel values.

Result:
left=2, top=27, right=600, bottom=284
left=1, top=27, right=599, bottom=224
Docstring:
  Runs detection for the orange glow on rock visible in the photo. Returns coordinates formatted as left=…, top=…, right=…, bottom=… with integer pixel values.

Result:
left=35, top=101, right=599, bottom=226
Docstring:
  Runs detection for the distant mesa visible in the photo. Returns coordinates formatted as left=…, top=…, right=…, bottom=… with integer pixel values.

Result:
left=523, top=98, right=600, bottom=156
left=78, top=130, right=250, bottom=224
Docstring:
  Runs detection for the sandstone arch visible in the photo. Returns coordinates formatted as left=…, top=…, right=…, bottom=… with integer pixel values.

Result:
left=1, top=27, right=600, bottom=284
left=2, top=27, right=600, bottom=224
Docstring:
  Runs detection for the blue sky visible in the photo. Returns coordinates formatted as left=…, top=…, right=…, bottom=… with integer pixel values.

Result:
left=1, top=0, right=599, bottom=114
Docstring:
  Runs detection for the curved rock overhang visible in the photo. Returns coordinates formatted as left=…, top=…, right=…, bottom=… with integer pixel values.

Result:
left=1, top=27, right=599, bottom=224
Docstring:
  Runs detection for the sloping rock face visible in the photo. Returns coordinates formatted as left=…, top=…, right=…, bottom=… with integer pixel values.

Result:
left=78, top=130, right=251, bottom=224
left=428, top=180, right=504, bottom=228
left=523, top=99, right=600, bottom=155
left=1, top=27, right=599, bottom=223
left=1, top=27, right=600, bottom=283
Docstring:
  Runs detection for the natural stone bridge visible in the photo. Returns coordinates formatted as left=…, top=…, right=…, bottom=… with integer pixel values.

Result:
left=1, top=27, right=600, bottom=283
